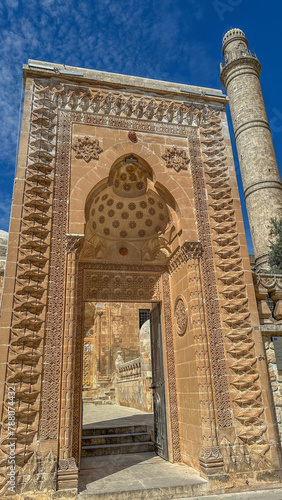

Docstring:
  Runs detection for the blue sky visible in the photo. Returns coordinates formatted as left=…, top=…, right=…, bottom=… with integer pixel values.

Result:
left=1, top=0, right=281, bottom=253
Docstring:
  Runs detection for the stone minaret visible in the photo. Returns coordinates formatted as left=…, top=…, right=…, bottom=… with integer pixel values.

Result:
left=220, top=28, right=282, bottom=270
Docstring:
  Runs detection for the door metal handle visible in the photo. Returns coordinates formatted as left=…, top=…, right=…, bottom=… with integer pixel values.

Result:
left=149, top=383, right=160, bottom=389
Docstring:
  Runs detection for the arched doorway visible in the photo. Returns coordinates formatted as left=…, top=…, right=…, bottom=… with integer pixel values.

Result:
left=69, top=154, right=182, bottom=468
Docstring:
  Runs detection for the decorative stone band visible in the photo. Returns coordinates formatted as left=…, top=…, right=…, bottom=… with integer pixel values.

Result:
left=220, top=57, right=261, bottom=88
left=188, top=127, right=232, bottom=430
left=233, top=118, right=271, bottom=140
left=35, top=78, right=223, bottom=127
left=199, top=110, right=271, bottom=470
left=83, top=268, right=163, bottom=302
left=0, top=80, right=56, bottom=494
left=244, top=179, right=282, bottom=200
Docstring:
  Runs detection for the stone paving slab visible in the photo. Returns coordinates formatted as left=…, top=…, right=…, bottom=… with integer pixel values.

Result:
left=178, top=487, right=282, bottom=500
left=78, top=452, right=208, bottom=498
left=82, top=403, right=154, bottom=430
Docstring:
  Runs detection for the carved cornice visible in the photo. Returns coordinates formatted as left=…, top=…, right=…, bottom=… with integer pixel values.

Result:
left=35, top=79, right=221, bottom=129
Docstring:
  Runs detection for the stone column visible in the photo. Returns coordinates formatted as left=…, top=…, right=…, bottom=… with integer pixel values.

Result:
left=220, top=28, right=282, bottom=270
left=96, top=310, right=103, bottom=375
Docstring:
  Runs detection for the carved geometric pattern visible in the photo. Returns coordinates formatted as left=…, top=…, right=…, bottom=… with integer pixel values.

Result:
left=84, top=269, right=162, bottom=301
left=39, top=97, right=71, bottom=441
left=83, top=342, right=92, bottom=387
left=188, top=127, right=232, bottom=429
left=58, top=246, right=79, bottom=465
left=162, top=146, right=190, bottom=172
left=0, top=82, right=56, bottom=493
left=72, top=136, right=103, bottom=163
left=162, top=271, right=181, bottom=462
left=72, top=262, right=84, bottom=464
left=174, top=296, right=188, bottom=336
left=199, top=113, right=271, bottom=469
left=186, top=260, right=223, bottom=472
left=17, top=451, right=57, bottom=493
left=43, top=80, right=220, bottom=127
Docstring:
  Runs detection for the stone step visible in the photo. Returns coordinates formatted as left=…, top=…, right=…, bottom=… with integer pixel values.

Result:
left=82, top=424, right=148, bottom=437
left=78, top=481, right=208, bottom=500
left=81, top=441, right=155, bottom=456
left=82, top=431, right=151, bottom=446
left=92, top=399, right=115, bottom=405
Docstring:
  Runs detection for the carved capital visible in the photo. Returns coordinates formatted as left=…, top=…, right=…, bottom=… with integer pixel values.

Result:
left=66, top=235, right=84, bottom=254
left=57, top=457, right=78, bottom=490
left=199, top=446, right=224, bottom=476
left=168, top=241, right=202, bottom=273
left=58, top=457, right=78, bottom=471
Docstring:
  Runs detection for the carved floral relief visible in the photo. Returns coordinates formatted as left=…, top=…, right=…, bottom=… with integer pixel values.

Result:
left=71, top=136, right=103, bottom=163
left=162, top=146, right=190, bottom=172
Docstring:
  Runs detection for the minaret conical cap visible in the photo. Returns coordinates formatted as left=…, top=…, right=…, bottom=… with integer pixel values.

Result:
left=222, top=28, right=248, bottom=53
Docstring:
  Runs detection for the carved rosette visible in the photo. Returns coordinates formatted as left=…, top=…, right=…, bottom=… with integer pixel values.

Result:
left=174, top=296, right=188, bottom=336
left=71, top=136, right=103, bottom=163
left=200, top=113, right=271, bottom=469
left=162, top=146, right=190, bottom=172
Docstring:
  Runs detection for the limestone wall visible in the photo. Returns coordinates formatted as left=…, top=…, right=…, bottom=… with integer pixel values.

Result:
left=264, top=336, right=282, bottom=443
left=116, top=319, right=153, bottom=412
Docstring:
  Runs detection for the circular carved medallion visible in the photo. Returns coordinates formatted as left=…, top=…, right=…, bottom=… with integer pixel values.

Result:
left=174, top=296, right=188, bottom=336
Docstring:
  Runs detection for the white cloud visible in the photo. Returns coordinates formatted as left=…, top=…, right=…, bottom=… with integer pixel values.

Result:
left=0, top=0, right=213, bottom=229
